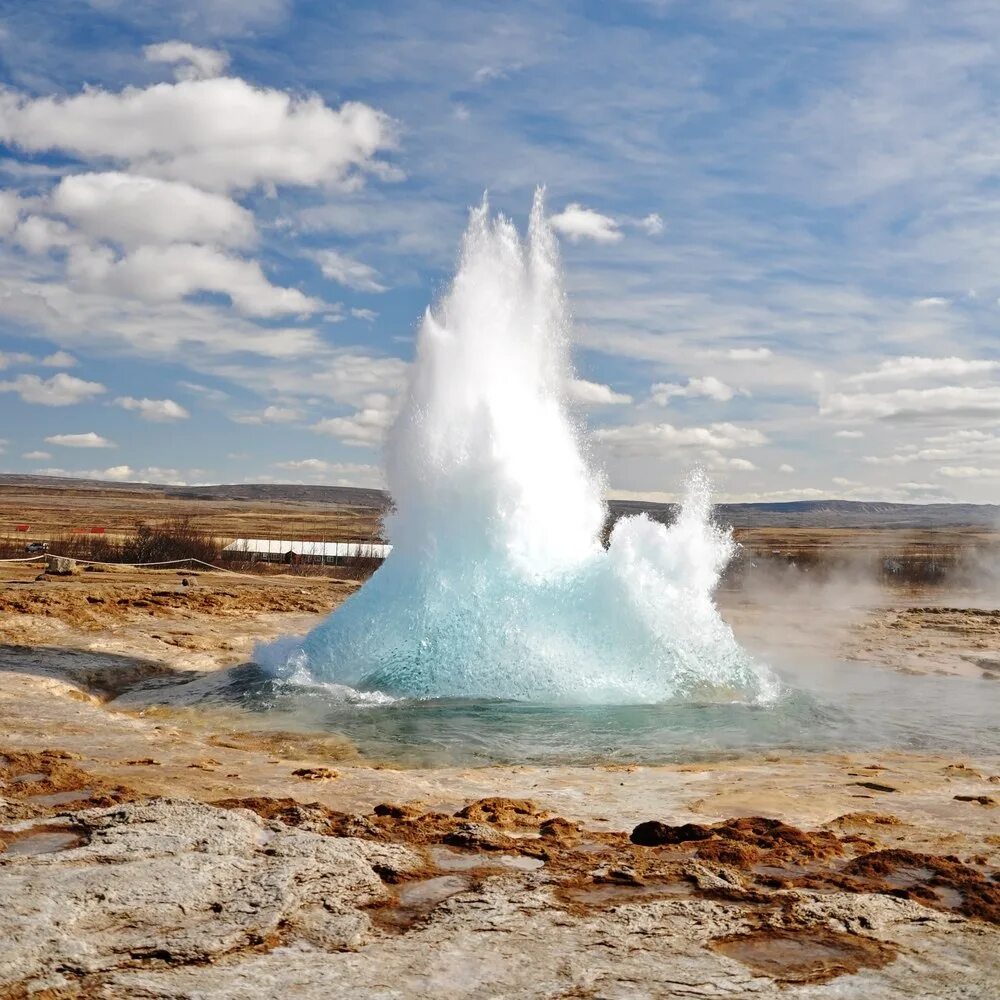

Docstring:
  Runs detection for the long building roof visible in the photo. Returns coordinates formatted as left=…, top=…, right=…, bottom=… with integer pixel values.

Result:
left=222, top=538, right=392, bottom=558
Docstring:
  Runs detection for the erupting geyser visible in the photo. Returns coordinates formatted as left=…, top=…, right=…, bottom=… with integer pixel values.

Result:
left=260, top=191, right=776, bottom=704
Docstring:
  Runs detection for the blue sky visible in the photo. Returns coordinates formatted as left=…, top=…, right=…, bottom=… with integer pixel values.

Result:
left=0, top=0, right=999, bottom=501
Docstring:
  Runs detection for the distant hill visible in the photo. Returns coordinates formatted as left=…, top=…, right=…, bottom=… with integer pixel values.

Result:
left=0, top=474, right=997, bottom=528
left=609, top=498, right=1000, bottom=529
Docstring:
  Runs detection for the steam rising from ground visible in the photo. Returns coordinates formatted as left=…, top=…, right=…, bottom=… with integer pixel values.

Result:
left=260, top=192, right=776, bottom=703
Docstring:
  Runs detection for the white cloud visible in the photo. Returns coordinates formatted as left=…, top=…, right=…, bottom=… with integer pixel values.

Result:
left=593, top=421, right=767, bottom=457
left=724, top=346, right=772, bottom=361
left=914, top=296, right=950, bottom=308
left=651, top=375, right=735, bottom=404
left=31, top=464, right=185, bottom=484
left=51, top=172, right=255, bottom=248
left=835, top=429, right=865, bottom=438
left=822, top=385, right=1000, bottom=420
left=779, top=463, right=794, bottom=472
left=45, top=432, right=116, bottom=448
left=549, top=203, right=622, bottom=244
left=569, top=378, right=632, bottom=406
left=639, top=212, right=664, bottom=235
left=40, top=351, right=77, bottom=367
left=351, top=307, right=378, bottom=322
left=14, top=215, right=78, bottom=254
left=144, top=41, right=230, bottom=81
left=0, top=372, right=105, bottom=405
left=67, top=242, right=320, bottom=317
left=22, top=450, right=50, bottom=460
left=313, top=249, right=387, bottom=292
left=232, top=405, right=302, bottom=425
left=0, top=190, right=24, bottom=234
left=0, top=77, right=395, bottom=193
left=272, top=458, right=382, bottom=485
left=312, top=393, right=396, bottom=447
left=178, top=381, right=230, bottom=402
left=0, top=350, right=34, bottom=369
left=115, top=396, right=190, bottom=422
left=939, top=465, right=1000, bottom=479
left=845, top=356, right=1000, bottom=384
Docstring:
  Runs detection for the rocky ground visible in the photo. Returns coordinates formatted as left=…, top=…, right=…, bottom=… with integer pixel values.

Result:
left=0, top=562, right=998, bottom=998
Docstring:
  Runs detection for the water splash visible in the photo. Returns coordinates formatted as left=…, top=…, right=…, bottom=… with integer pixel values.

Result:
left=259, top=191, right=776, bottom=704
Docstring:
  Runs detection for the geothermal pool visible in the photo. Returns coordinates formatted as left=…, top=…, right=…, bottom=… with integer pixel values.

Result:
left=188, top=660, right=1000, bottom=767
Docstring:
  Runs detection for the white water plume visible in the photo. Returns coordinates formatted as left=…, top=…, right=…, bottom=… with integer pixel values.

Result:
left=260, top=190, right=776, bottom=703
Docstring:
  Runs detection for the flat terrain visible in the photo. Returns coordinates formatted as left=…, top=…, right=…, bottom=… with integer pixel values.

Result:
left=0, top=482, right=385, bottom=543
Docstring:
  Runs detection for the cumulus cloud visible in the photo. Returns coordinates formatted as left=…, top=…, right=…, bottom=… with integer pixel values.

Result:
left=938, top=465, right=1000, bottom=479
left=312, top=393, right=396, bottom=447
left=0, top=77, right=395, bottom=193
left=863, top=428, right=1000, bottom=467
left=779, top=463, right=794, bottom=472
left=144, top=41, right=230, bottom=81
left=0, top=190, right=23, bottom=234
left=22, top=450, right=50, bottom=460
left=639, top=212, right=664, bottom=235
left=835, top=429, right=865, bottom=439
left=44, top=432, right=116, bottom=448
left=40, top=351, right=77, bottom=367
left=914, top=297, right=950, bottom=308
left=272, top=457, right=382, bottom=484
left=569, top=378, right=632, bottom=406
left=313, top=249, right=387, bottom=292
left=14, top=215, right=78, bottom=254
left=51, top=172, right=255, bottom=248
left=549, top=204, right=622, bottom=244
left=593, top=421, right=767, bottom=457
left=0, top=372, right=105, bottom=405
left=232, top=405, right=302, bottom=425
left=0, top=350, right=34, bottom=369
left=651, top=376, right=736, bottom=405
left=822, top=385, right=1000, bottom=421
left=32, top=464, right=185, bottom=484
left=67, top=242, right=320, bottom=317
left=845, top=356, right=1000, bottom=384
left=115, top=396, right=190, bottom=422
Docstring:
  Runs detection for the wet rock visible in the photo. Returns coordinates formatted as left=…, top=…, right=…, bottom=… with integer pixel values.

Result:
left=442, top=821, right=510, bottom=851
left=454, top=797, right=544, bottom=826
left=630, top=821, right=713, bottom=846
left=292, top=767, right=339, bottom=781
left=843, top=848, right=1000, bottom=923
left=711, top=927, right=896, bottom=984
left=851, top=780, right=898, bottom=793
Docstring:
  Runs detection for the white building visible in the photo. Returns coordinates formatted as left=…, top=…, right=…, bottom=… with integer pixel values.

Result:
left=222, top=538, right=392, bottom=565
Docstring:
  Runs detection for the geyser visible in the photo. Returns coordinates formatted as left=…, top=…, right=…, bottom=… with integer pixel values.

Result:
left=260, top=191, right=776, bottom=704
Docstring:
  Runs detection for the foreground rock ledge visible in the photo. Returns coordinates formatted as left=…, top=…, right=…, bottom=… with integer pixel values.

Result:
left=1, top=798, right=998, bottom=999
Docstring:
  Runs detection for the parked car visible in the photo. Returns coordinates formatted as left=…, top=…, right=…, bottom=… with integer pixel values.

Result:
left=25, top=541, right=49, bottom=554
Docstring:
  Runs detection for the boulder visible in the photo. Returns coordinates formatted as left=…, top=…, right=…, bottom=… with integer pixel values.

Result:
left=44, top=555, right=78, bottom=576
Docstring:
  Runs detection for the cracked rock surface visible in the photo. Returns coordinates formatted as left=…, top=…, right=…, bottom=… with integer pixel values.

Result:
left=1, top=797, right=998, bottom=999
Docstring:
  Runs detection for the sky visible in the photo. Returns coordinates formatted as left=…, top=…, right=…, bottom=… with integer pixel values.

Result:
left=0, top=0, right=998, bottom=503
